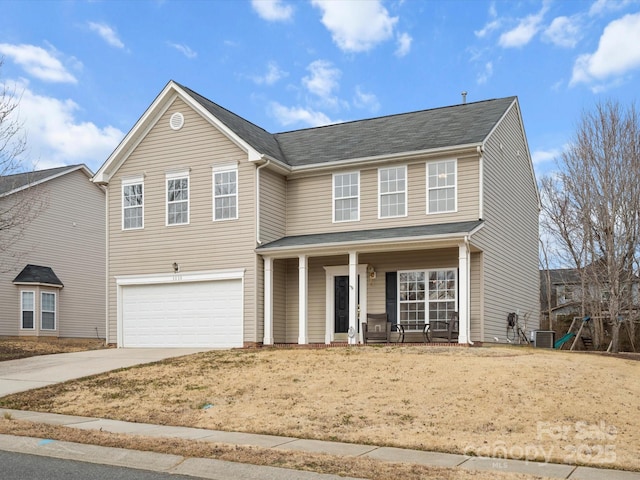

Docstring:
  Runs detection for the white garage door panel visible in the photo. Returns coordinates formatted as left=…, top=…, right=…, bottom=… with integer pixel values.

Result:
left=121, top=280, right=242, bottom=348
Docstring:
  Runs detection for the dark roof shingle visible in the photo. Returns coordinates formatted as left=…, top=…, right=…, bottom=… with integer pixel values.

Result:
left=0, top=165, right=85, bottom=196
left=13, top=264, right=64, bottom=286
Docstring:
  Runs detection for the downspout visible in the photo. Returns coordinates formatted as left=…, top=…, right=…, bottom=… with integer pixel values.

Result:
left=256, top=158, right=270, bottom=245
left=104, top=186, right=110, bottom=346
left=465, top=235, right=474, bottom=345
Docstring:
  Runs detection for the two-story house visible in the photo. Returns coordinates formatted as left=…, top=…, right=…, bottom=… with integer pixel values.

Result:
left=0, top=165, right=105, bottom=339
left=93, top=81, right=540, bottom=348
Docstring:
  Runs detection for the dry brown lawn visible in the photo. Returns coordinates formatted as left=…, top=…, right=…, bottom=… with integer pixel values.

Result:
left=0, top=336, right=109, bottom=361
left=1, top=345, right=639, bottom=474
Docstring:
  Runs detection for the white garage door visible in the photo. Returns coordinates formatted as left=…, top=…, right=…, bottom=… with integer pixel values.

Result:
left=121, top=279, right=243, bottom=348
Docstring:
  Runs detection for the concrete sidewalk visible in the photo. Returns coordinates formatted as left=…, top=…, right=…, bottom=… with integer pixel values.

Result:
left=2, top=409, right=639, bottom=480
left=0, top=348, right=212, bottom=397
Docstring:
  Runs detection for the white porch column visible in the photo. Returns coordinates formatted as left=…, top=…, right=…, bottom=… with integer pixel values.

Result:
left=298, top=254, right=308, bottom=344
left=458, top=241, right=470, bottom=344
left=348, top=251, right=358, bottom=345
left=263, top=256, right=273, bottom=345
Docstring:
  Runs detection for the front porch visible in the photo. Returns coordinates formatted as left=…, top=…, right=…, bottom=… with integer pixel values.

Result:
left=258, top=222, right=484, bottom=346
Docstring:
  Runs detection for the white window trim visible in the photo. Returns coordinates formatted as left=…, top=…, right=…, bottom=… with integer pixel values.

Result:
left=397, top=268, right=457, bottom=331
left=378, top=165, right=408, bottom=219
left=166, top=171, right=190, bottom=226
left=426, top=159, right=457, bottom=215
left=40, top=291, right=57, bottom=331
left=212, top=166, right=239, bottom=221
left=20, top=290, right=35, bottom=330
left=122, top=176, right=144, bottom=230
left=332, top=171, right=360, bottom=223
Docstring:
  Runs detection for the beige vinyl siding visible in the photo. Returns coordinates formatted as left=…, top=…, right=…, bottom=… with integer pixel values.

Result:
left=106, top=98, right=258, bottom=343
left=0, top=170, right=105, bottom=338
left=472, top=102, right=540, bottom=342
left=259, top=168, right=286, bottom=244
left=470, top=251, right=483, bottom=342
left=286, top=156, right=480, bottom=236
left=272, top=258, right=287, bottom=342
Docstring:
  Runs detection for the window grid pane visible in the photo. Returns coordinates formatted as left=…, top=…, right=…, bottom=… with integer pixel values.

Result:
left=334, top=173, right=359, bottom=222
left=167, top=177, right=189, bottom=225
left=214, top=170, right=238, bottom=220
left=379, top=166, right=406, bottom=218
left=399, top=270, right=456, bottom=330
left=123, top=183, right=143, bottom=229
left=427, top=160, right=456, bottom=214
left=22, top=292, right=34, bottom=329
left=41, top=293, right=56, bottom=330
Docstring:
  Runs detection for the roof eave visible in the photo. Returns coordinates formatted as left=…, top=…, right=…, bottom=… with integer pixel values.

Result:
left=286, top=143, right=483, bottom=177
left=2, top=164, right=93, bottom=197
left=258, top=223, right=484, bottom=258
left=92, top=81, right=264, bottom=185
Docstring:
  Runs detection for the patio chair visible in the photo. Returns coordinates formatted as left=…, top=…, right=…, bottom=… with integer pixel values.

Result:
left=426, top=311, right=459, bottom=343
left=362, top=313, right=392, bottom=344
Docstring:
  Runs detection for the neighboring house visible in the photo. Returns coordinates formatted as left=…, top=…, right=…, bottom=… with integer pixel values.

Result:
left=0, top=165, right=106, bottom=339
left=540, top=267, right=640, bottom=321
left=93, top=81, right=540, bottom=348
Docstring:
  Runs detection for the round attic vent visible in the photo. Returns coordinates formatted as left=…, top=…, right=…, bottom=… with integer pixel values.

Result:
left=169, top=112, right=184, bottom=130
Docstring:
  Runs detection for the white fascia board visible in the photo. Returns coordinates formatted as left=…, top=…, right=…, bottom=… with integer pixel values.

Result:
left=93, top=81, right=265, bottom=185
left=286, top=143, right=482, bottom=179
left=93, top=81, right=179, bottom=184
left=257, top=227, right=485, bottom=259
left=171, top=83, right=263, bottom=162
left=115, top=268, right=245, bottom=286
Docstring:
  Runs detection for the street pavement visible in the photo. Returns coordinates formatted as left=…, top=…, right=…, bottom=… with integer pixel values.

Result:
left=2, top=409, right=640, bottom=480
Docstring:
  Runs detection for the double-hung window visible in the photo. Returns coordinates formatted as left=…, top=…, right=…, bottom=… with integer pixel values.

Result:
left=21, top=291, right=35, bottom=330
left=41, top=292, right=56, bottom=330
left=122, top=177, right=144, bottom=230
left=427, top=159, right=456, bottom=214
left=379, top=166, right=407, bottom=218
left=398, top=269, right=456, bottom=330
left=166, top=171, right=189, bottom=225
left=333, top=172, right=359, bottom=222
left=213, top=167, right=238, bottom=221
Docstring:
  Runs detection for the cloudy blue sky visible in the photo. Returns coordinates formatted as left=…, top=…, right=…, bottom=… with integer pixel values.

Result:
left=1, top=0, right=639, bottom=176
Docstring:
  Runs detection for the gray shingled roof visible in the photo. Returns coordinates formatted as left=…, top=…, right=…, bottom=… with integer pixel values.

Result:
left=13, top=264, right=64, bottom=286
left=257, top=221, right=483, bottom=251
left=179, top=81, right=515, bottom=168
left=0, top=165, right=85, bottom=196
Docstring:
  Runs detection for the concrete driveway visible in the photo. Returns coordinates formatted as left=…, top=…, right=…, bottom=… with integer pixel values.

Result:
left=0, top=348, right=211, bottom=397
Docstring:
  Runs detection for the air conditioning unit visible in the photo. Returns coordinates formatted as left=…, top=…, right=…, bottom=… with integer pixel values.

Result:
left=533, top=330, right=555, bottom=348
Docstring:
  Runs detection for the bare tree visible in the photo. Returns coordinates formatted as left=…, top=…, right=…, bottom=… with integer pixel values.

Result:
left=0, top=61, right=46, bottom=270
left=540, top=100, right=640, bottom=353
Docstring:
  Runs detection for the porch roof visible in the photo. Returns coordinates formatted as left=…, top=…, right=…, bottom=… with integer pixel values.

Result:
left=257, top=220, right=484, bottom=256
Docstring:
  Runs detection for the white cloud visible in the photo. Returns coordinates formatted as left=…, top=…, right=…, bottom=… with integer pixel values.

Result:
left=167, top=42, right=197, bottom=59
left=252, top=61, right=287, bottom=85
left=532, top=148, right=561, bottom=165
left=88, top=22, right=125, bottom=49
left=499, top=3, right=549, bottom=48
left=353, top=86, right=380, bottom=112
left=543, top=16, right=581, bottom=48
left=475, top=2, right=501, bottom=38
left=303, top=60, right=341, bottom=99
left=6, top=79, right=123, bottom=170
left=251, top=0, right=294, bottom=22
left=0, top=43, right=77, bottom=83
left=570, top=13, right=640, bottom=87
left=269, top=102, right=333, bottom=127
left=311, top=0, right=397, bottom=53
left=477, top=61, right=493, bottom=85
left=395, top=32, right=412, bottom=57
left=588, top=0, right=634, bottom=16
